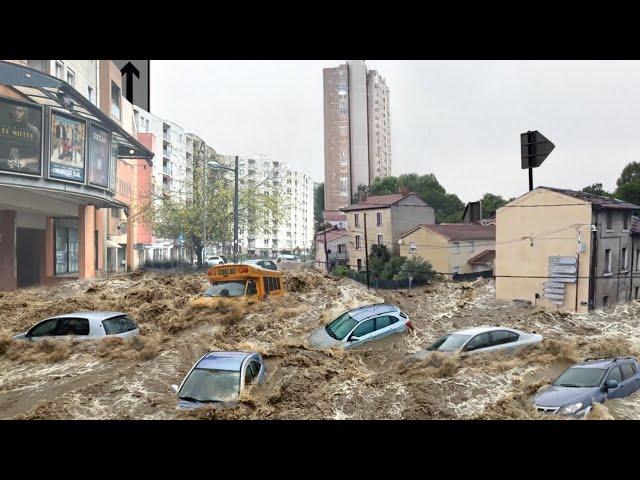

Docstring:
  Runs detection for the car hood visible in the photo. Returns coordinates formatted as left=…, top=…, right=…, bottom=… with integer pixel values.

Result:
left=533, top=385, right=596, bottom=408
left=177, top=399, right=237, bottom=410
left=308, top=326, right=342, bottom=349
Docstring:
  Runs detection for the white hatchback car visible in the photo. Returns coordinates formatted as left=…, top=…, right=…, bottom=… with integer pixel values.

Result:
left=14, top=312, right=140, bottom=341
left=412, top=326, right=543, bottom=358
left=205, top=256, right=225, bottom=266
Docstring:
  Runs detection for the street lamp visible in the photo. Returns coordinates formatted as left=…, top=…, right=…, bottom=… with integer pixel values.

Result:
left=203, top=155, right=240, bottom=263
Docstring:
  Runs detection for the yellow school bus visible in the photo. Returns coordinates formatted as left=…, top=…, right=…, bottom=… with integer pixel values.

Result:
left=190, top=263, right=285, bottom=307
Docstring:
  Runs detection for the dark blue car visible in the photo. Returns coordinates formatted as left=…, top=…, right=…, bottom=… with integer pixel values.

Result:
left=533, top=357, right=640, bottom=417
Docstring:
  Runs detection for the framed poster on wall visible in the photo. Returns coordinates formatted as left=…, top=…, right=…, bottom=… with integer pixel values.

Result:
left=88, top=123, right=111, bottom=188
left=49, top=110, right=86, bottom=182
left=0, top=96, right=43, bottom=176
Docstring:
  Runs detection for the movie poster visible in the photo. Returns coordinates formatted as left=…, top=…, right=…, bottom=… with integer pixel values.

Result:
left=0, top=97, right=42, bottom=176
left=49, top=111, right=86, bottom=182
left=88, top=124, right=110, bottom=188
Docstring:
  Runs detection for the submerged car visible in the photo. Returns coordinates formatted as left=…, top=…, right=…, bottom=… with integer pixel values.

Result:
left=242, top=259, right=278, bottom=271
left=533, top=357, right=640, bottom=417
left=172, top=351, right=267, bottom=409
left=411, top=326, right=543, bottom=359
left=14, top=312, right=140, bottom=341
left=308, top=303, right=413, bottom=350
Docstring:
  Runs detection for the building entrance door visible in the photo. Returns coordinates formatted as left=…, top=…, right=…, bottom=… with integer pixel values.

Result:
left=17, top=228, right=44, bottom=288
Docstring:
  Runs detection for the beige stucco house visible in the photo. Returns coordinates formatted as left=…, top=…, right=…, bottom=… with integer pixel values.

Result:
left=340, top=192, right=435, bottom=271
left=399, top=224, right=495, bottom=278
left=496, top=186, right=640, bottom=313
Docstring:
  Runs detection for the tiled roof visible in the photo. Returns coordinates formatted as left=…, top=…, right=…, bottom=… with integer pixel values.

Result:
left=406, top=223, right=496, bottom=241
left=540, top=187, right=640, bottom=210
left=340, top=192, right=425, bottom=211
left=315, top=229, right=347, bottom=242
left=468, top=249, right=496, bottom=265
left=323, top=211, right=347, bottom=222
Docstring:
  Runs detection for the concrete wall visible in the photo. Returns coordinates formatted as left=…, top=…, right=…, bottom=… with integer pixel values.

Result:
left=495, top=188, right=593, bottom=313
left=391, top=194, right=435, bottom=243
left=399, top=227, right=449, bottom=273
left=347, top=60, right=369, bottom=195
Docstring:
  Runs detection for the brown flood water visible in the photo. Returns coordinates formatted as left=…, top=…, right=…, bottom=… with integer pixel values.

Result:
left=1, top=268, right=639, bottom=420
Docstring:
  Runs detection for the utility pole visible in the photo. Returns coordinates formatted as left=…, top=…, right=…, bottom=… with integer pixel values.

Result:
left=200, top=142, right=206, bottom=268
left=233, top=155, right=239, bottom=263
left=363, top=212, right=370, bottom=290
left=323, top=226, right=329, bottom=272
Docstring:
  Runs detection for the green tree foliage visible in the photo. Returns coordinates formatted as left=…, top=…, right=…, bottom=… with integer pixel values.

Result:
left=480, top=193, right=508, bottom=218
left=615, top=162, right=640, bottom=206
left=582, top=183, right=612, bottom=197
left=332, top=265, right=351, bottom=278
left=367, top=173, right=465, bottom=223
left=314, top=182, right=324, bottom=230
left=368, top=244, right=391, bottom=278
left=148, top=147, right=286, bottom=268
left=396, top=256, right=437, bottom=283
left=381, top=255, right=407, bottom=280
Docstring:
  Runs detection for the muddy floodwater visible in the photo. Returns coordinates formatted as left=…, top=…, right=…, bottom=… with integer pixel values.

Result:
left=1, top=268, right=639, bottom=420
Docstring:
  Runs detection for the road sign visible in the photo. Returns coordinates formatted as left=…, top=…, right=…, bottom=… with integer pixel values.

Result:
left=521, top=131, right=555, bottom=169
left=544, top=287, right=565, bottom=295
left=544, top=292, right=565, bottom=300
left=549, top=277, right=576, bottom=283
left=112, top=60, right=150, bottom=112
left=549, top=256, right=577, bottom=265
left=544, top=282, right=565, bottom=288
left=548, top=265, right=577, bottom=275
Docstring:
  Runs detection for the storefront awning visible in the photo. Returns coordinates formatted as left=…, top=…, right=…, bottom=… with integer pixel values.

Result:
left=0, top=61, right=153, bottom=162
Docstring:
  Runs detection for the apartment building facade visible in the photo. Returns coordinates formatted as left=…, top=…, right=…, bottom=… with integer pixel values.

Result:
left=496, top=187, right=640, bottom=313
left=323, top=60, right=392, bottom=213
left=399, top=224, right=496, bottom=278
left=341, top=192, right=435, bottom=271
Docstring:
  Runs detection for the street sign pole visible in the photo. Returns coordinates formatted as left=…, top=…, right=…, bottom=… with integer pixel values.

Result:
left=521, top=130, right=555, bottom=193
left=528, top=131, right=534, bottom=191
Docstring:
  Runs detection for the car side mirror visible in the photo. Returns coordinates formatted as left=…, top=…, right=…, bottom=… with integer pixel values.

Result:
left=464, top=345, right=477, bottom=352
left=349, top=335, right=360, bottom=342
left=603, top=379, right=618, bottom=391
left=170, top=384, right=179, bottom=394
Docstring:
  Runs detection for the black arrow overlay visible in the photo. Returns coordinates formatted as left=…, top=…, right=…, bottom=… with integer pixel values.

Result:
left=120, top=62, right=140, bottom=104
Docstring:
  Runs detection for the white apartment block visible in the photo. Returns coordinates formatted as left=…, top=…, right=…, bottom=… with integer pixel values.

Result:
left=25, top=60, right=99, bottom=105
left=230, top=154, right=314, bottom=258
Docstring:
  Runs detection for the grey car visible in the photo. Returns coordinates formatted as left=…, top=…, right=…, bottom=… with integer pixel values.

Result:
left=308, top=303, right=413, bottom=350
left=533, top=357, right=640, bottom=417
left=411, top=326, right=543, bottom=359
left=14, top=312, right=140, bottom=341
left=172, top=351, right=267, bottom=410
left=242, top=259, right=278, bottom=271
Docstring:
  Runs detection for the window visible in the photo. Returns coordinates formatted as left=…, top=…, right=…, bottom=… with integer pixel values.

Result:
left=245, top=361, right=261, bottom=385
left=604, top=249, right=612, bottom=274
left=102, top=315, right=138, bottom=335
left=111, top=81, right=121, bottom=120
left=377, top=234, right=383, bottom=245
left=606, top=211, right=613, bottom=230
left=409, top=242, right=417, bottom=254
left=66, top=69, right=75, bottom=88
left=357, top=259, right=363, bottom=271
left=376, top=212, right=382, bottom=226
left=636, top=286, right=639, bottom=299
left=489, top=330, right=519, bottom=346
left=58, top=318, right=89, bottom=336
left=453, top=242, right=460, bottom=254
left=603, top=295, right=610, bottom=308
left=246, top=280, right=257, bottom=295
left=469, top=241, right=475, bottom=253
left=622, top=248, right=628, bottom=271
left=464, top=333, right=490, bottom=350
left=87, top=86, right=95, bottom=104
left=452, top=266, right=460, bottom=274
left=354, top=214, right=360, bottom=227
left=337, top=244, right=346, bottom=254
left=55, top=61, right=64, bottom=79
left=637, top=250, right=640, bottom=271
left=620, top=363, right=636, bottom=381
left=624, top=213, right=630, bottom=230
left=28, top=319, right=59, bottom=337
left=352, top=319, right=375, bottom=337
left=606, top=366, right=622, bottom=383
left=54, top=219, right=79, bottom=276
left=374, top=316, right=393, bottom=330
left=355, top=235, right=361, bottom=249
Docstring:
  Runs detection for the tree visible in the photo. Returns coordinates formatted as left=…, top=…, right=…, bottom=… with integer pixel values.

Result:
left=396, top=256, right=437, bottom=283
left=368, top=244, right=391, bottom=278
left=480, top=193, right=508, bottom=218
left=314, top=182, right=324, bottom=230
left=615, top=162, right=640, bottom=206
left=381, top=255, right=406, bottom=280
left=582, top=183, right=612, bottom=197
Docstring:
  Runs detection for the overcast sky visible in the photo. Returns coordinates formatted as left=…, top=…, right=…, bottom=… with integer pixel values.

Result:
left=151, top=60, right=640, bottom=203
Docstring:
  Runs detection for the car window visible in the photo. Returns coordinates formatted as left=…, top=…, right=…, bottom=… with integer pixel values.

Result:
left=620, top=363, right=636, bottom=380
left=606, top=366, right=622, bottom=383
left=245, top=361, right=260, bottom=385
left=465, top=332, right=490, bottom=350
left=102, top=315, right=138, bottom=335
left=489, top=330, right=518, bottom=347
left=28, top=318, right=60, bottom=337
left=58, top=318, right=90, bottom=336
left=375, top=316, right=393, bottom=330
left=352, top=319, right=375, bottom=337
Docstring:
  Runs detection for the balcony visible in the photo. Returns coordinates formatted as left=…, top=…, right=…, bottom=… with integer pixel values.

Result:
left=163, top=131, right=170, bottom=142
left=163, top=149, right=171, bottom=160
left=163, top=164, right=172, bottom=176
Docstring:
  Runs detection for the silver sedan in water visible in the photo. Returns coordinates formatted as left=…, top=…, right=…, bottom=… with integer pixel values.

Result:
left=411, top=326, right=543, bottom=359
left=308, top=303, right=413, bottom=350
left=13, top=312, right=140, bottom=341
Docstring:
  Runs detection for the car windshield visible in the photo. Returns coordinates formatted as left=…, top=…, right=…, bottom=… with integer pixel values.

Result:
left=204, top=281, right=246, bottom=297
left=326, top=312, right=359, bottom=340
left=428, top=334, right=472, bottom=351
left=553, top=367, right=607, bottom=388
left=178, top=368, right=241, bottom=403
